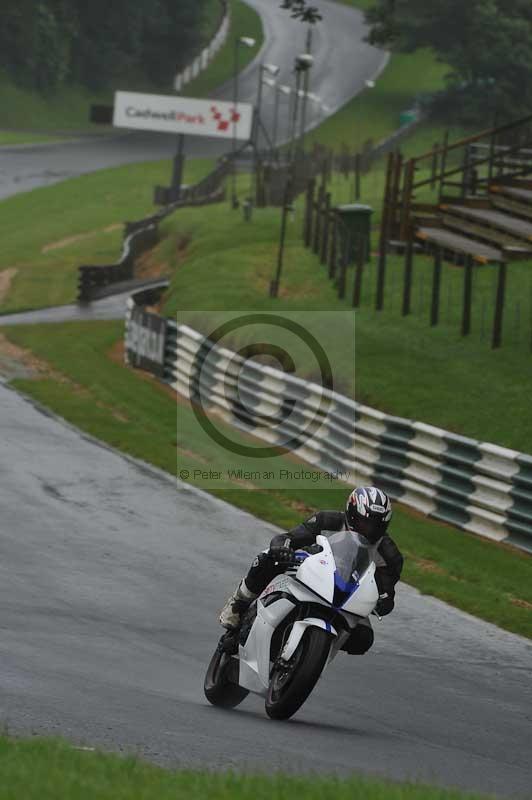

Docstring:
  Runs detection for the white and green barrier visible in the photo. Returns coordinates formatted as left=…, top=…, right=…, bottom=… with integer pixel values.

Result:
left=124, top=304, right=532, bottom=553
left=174, top=1, right=230, bottom=93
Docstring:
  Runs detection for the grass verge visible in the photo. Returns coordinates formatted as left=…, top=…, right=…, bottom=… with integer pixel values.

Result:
left=4, top=320, right=531, bottom=639
left=0, top=131, right=63, bottom=146
left=306, top=48, right=451, bottom=152
left=334, top=0, right=375, bottom=9
left=0, top=736, right=496, bottom=800
left=0, top=158, right=213, bottom=314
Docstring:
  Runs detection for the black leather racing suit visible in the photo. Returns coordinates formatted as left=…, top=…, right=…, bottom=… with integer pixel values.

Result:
left=243, top=510, right=404, bottom=655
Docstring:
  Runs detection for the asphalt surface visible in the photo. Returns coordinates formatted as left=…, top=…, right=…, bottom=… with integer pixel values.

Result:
left=0, top=0, right=387, bottom=200
left=0, top=280, right=169, bottom=327
left=0, top=380, right=530, bottom=798
left=0, top=293, right=131, bottom=326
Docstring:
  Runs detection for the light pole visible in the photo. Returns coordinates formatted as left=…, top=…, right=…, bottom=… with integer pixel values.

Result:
left=298, top=27, right=314, bottom=155
left=232, top=35, right=256, bottom=209
left=255, top=63, right=280, bottom=147
left=252, top=63, right=280, bottom=200
left=273, top=83, right=291, bottom=153
left=271, top=54, right=313, bottom=299
left=287, top=53, right=313, bottom=164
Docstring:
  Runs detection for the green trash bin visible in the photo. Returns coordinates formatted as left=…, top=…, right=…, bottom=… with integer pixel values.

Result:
left=399, top=109, right=419, bottom=127
left=335, top=204, right=373, bottom=265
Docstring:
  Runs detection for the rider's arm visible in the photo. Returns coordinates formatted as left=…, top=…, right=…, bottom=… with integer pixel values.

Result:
left=374, top=534, right=404, bottom=614
left=377, top=535, right=404, bottom=584
left=271, top=510, right=344, bottom=550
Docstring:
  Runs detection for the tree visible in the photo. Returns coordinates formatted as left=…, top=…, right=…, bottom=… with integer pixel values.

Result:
left=0, top=0, right=77, bottom=92
left=364, top=0, right=532, bottom=122
left=0, top=0, right=212, bottom=93
left=279, top=1, right=322, bottom=24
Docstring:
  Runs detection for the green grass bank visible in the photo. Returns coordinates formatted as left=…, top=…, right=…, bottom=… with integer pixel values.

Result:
left=0, top=158, right=213, bottom=314
left=157, top=193, right=532, bottom=454
left=2, top=162, right=532, bottom=452
left=0, top=736, right=496, bottom=800
left=5, top=320, right=531, bottom=639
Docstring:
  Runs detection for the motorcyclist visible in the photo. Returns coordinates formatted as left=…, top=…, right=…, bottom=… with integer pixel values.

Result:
left=219, top=486, right=403, bottom=655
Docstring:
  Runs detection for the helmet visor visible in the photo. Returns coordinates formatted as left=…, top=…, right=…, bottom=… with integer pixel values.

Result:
left=351, top=512, right=390, bottom=543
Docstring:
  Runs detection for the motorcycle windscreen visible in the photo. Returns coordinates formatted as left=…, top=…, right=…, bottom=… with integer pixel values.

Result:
left=326, top=530, right=372, bottom=607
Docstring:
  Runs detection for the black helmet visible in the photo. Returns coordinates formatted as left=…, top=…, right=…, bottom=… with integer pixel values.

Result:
left=346, top=486, right=392, bottom=543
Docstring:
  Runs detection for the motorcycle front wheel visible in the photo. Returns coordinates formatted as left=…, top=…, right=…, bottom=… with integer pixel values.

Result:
left=265, top=627, right=331, bottom=720
left=204, top=639, right=249, bottom=709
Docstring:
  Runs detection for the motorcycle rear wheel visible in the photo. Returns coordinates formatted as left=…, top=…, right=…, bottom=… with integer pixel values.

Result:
left=204, top=640, right=249, bottom=709
left=265, top=627, right=331, bottom=720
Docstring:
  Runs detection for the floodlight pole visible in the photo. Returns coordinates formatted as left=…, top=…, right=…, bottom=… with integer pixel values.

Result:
left=172, top=133, right=186, bottom=201
left=298, top=26, right=314, bottom=155
left=231, top=39, right=240, bottom=208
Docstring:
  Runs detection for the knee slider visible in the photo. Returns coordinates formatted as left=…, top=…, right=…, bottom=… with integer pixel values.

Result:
left=343, top=625, right=374, bottom=655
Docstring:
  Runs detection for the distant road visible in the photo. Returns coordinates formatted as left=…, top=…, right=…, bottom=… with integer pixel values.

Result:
left=0, top=0, right=386, bottom=200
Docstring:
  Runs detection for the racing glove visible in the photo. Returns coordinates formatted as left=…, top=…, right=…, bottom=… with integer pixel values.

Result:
left=376, top=592, right=395, bottom=616
left=269, top=535, right=295, bottom=565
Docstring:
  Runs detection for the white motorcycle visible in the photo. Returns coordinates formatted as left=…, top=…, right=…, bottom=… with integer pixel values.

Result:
left=204, top=529, right=380, bottom=720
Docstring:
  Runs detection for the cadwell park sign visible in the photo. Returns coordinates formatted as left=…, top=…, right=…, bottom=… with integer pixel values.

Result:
left=113, top=91, right=253, bottom=141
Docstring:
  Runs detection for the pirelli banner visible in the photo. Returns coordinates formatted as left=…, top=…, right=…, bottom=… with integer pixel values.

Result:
left=125, top=305, right=167, bottom=377
left=113, top=91, right=253, bottom=141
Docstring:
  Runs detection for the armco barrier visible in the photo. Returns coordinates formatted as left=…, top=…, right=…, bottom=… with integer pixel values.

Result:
left=124, top=303, right=532, bottom=553
left=174, top=1, right=230, bottom=93
left=77, top=160, right=229, bottom=303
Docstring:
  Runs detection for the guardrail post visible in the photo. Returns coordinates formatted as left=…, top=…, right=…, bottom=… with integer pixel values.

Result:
left=430, top=247, right=442, bottom=326
left=462, top=255, right=473, bottom=336
left=320, top=193, right=331, bottom=265
left=399, top=158, right=415, bottom=242
left=352, top=235, right=364, bottom=308
left=391, top=151, right=403, bottom=240
left=313, top=184, right=325, bottom=255
left=379, top=152, right=394, bottom=249
left=304, top=179, right=315, bottom=247
left=354, top=153, right=361, bottom=201
left=402, top=228, right=414, bottom=316
left=337, top=229, right=349, bottom=300
left=438, top=130, right=450, bottom=202
left=329, top=214, right=338, bottom=278
left=492, top=261, right=507, bottom=348
left=430, top=142, right=439, bottom=190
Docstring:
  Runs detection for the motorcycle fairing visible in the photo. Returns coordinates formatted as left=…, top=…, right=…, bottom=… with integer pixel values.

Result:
left=234, top=531, right=379, bottom=697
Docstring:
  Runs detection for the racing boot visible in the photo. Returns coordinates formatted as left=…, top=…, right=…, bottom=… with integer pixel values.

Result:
left=219, top=579, right=258, bottom=629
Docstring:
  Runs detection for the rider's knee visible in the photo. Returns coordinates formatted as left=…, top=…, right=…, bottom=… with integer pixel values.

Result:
left=245, top=552, right=276, bottom=594
left=342, top=624, right=374, bottom=655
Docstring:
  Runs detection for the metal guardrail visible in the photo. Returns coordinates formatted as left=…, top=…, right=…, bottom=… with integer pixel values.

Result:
left=124, top=306, right=532, bottom=554
left=174, top=0, right=230, bottom=93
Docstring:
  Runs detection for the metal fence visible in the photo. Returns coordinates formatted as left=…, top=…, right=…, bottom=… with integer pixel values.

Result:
left=124, top=302, right=532, bottom=554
